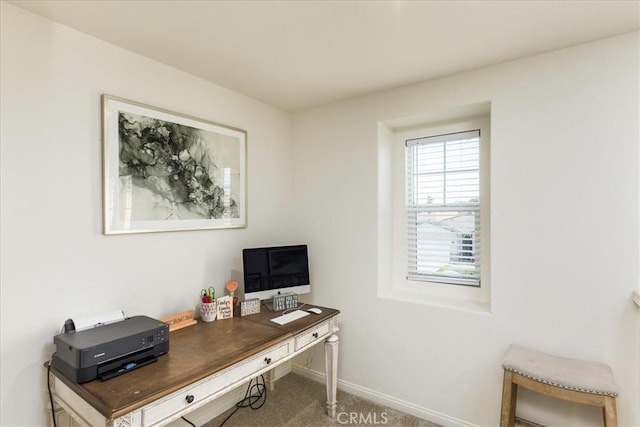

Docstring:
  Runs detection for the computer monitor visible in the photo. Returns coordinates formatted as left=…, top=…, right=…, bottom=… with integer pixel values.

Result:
left=242, top=244, right=310, bottom=302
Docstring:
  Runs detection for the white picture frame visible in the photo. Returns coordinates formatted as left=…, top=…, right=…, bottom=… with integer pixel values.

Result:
left=102, top=95, right=247, bottom=234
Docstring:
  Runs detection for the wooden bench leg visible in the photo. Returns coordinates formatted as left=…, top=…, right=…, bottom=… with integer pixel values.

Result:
left=500, top=370, right=517, bottom=427
left=603, top=396, right=618, bottom=427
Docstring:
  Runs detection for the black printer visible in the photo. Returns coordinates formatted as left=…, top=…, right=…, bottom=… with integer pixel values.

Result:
left=51, top=315, right=169, bottom=383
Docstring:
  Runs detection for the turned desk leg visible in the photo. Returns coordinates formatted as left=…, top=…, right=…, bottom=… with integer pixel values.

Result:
left=265, top=368, right=276, bottom=392
left=324, top=333, right=339, bottom=417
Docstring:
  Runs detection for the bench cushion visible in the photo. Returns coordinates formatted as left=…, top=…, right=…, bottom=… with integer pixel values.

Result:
left=502, top=344, right=618, bottom=397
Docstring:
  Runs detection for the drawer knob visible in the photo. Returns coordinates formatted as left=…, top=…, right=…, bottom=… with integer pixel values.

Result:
left=313, top=332, right=319, bottom=338
left=264, top=357, right=272, bottom=364
left=185, top=394, right=195, bottom=404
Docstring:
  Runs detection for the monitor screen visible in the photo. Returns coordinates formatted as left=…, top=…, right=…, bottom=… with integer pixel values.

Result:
left=269, top=246, right=309, bottom=277
left=242, top=245, right=310, bottom=301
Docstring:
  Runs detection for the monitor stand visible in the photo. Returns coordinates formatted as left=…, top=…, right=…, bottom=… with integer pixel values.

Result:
left=264, top=299, right=276, bottom=311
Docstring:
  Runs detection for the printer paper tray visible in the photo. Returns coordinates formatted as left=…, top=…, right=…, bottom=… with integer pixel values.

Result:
left=99, top=354, right=157, bottom=381
left=97, top=347, right=158, bottom=381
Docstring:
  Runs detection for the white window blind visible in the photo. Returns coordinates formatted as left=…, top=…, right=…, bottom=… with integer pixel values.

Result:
left=406, top=130, right=481, bottom=286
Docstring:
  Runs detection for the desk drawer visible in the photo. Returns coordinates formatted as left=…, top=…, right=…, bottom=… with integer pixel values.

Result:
left=294, top=321, right=331, bottom=351
left=142, top=342, right=291, bottom=425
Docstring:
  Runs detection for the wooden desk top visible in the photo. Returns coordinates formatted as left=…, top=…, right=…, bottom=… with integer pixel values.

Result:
left=241, top=304, right=340, bottom=333
left=51, top=306, right=339, bottom=420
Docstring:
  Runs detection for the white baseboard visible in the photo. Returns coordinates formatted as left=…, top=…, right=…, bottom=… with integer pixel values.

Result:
left=292, top=364, right=479, bottom=427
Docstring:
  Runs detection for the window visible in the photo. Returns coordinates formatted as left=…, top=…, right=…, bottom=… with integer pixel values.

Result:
left=406, top=130, right=481, bottom=286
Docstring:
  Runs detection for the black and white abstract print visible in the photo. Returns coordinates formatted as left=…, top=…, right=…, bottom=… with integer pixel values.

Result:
left=118, top=111, right=240, bottom=221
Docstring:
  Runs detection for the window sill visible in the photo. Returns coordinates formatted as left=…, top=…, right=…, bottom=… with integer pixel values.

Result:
left=377, top=288, right=491, bottom=315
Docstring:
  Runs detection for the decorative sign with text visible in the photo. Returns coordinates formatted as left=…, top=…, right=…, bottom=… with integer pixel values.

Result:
left=273, top=293, right=298, bottom=311
left=241, top=298, right=261, bottom=316
left=216, top=296, right=233, bottom=320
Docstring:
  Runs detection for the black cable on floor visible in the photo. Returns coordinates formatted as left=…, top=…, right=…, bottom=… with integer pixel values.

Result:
left=182, top=416, right=196, bottom=426
left=47, top=355, right=58, bottom=427
left=219, top=375, right=267, bottom=427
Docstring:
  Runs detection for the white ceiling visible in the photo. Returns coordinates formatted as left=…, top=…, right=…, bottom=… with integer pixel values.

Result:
left=9, top=0, right=640, bottom=112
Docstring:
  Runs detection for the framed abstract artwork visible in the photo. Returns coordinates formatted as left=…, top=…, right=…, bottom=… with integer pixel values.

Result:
left=102, top=95, right=247, bottom=234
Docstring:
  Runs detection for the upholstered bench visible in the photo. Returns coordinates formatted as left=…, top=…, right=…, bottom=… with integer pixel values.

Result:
left=500, top=344, right=618, bottom=427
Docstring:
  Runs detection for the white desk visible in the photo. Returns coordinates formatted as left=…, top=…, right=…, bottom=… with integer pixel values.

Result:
left=49, top=307, right=340, bottom=427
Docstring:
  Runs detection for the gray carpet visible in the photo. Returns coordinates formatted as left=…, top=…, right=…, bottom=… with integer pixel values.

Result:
left=204, top=373, right=441, bottom=427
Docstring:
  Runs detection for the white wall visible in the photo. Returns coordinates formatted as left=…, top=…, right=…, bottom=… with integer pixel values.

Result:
left=0, top=4, right=294, bottom=426
left=293, top=33, right=640, bottom=426
left=2, top=3, right=639, bottom=427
